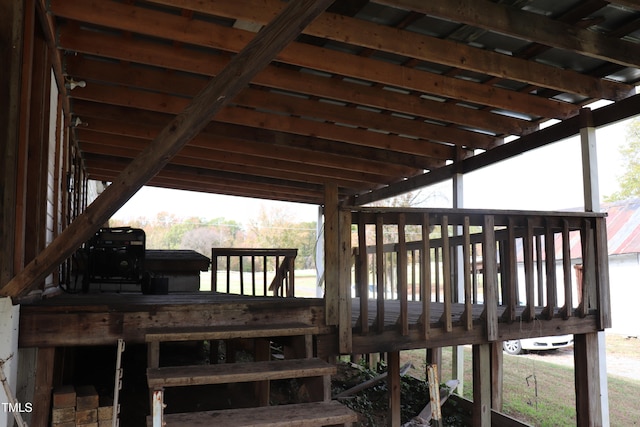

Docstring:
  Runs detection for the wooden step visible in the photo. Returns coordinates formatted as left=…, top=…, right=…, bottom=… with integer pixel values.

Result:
left=145, top=322, right=320, bottom=343
left=147, top=401, right=359, bottom=427
left=147, top=358, right=336, bottom=388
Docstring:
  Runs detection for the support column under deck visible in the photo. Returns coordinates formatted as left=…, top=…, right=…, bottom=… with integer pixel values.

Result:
left=578, top=107, right=609, bottom=426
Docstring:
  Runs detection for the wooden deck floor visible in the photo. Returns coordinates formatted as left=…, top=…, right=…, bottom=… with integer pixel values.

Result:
left=18, top=292, right=600, bottom=352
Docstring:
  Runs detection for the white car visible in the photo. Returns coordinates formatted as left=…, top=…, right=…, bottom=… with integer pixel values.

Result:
left=502, top=334, right=573, bottom=355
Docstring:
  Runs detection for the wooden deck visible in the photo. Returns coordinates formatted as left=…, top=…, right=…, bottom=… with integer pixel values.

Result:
left=18, top=293, right=329, bottom=347
left=349, top=298, right=598, bottom=354
left=18, top=293, right=599, bottom=353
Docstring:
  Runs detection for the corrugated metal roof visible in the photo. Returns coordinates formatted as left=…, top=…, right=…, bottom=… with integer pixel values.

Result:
left=603, top=198, right=640, bottom=255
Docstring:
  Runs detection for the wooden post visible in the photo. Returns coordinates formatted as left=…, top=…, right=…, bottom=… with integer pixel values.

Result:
left=490, top=341, right=503, bottom=412
left=339, top=208, right=353, bottom=354
left=472, top=344, right=491, bottom=427
left=0, top=0, right=26, bottom=288
left=324, top=183, right=339, bottom=325
left=579, top=107, right=609, bottom=426
left=0, top=0, right=336, bottom=298
left=30, top=347, right=56, bottom=427
left=482, top=216, right=498, bottom=341
left=574, top=332, right=603, bottom=426
left=388, top=351, right=401, bottom=427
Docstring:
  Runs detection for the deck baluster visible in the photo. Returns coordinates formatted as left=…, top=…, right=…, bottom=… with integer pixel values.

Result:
left=462, top=216, right=473, bottom=330
left=543, top=219, right=557, bottom=320
left=523, top=218, right=536, bottom=321
left=375, top=215, right=385, bottom=333
left=502, top=218, right=516, bottom=323
left=357, top=217, right=369, bottom=334
left=421, top=213, right=431, bottom=339
left=482, top=215, right=498, bottom=341
left=440, top=215, right=452, bottom=332
left=560, top=220, right=573, bottom=319
left=398, top=213, right=409, bottom=336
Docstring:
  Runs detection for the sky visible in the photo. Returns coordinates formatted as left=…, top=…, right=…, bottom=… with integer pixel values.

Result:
left=110, top=114, right=632, bottom=225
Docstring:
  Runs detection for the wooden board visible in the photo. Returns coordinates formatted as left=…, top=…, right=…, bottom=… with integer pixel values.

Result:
left=147, top=358, right=335, bottom=388
left=148, top=401, right=357, bottom=427
left=145, top=322, right=320, bottom=343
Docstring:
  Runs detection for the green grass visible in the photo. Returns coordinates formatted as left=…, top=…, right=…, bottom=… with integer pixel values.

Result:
left=401, top=345, right=640, bottom=426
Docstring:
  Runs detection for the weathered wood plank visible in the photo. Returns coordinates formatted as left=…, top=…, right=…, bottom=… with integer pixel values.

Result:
left=472, top=344, right=491, bottom=427
left=574, top=333, right=603, bottom=426
left=145, top=323, right=321, bottom=343
left=462, top=216, right=473, bottom=330
left=482, top=216, right=498, bottom=342
left=420, top=213, right=431, bottom=339
left=1, top=0, right=335, bottom=298
left=376, top=214, right=385, bottom=333
left=522, top=218, right=536, bottom=321
left=148, top=400, right=358, bottom=427
left=31, top=347, right=55, bottom=427
left=147, top=358, right=335, bottom=388
left=594, top=217, right=611, bottom=329
left=397, top=213, right=409, bottom=336
left=325, top=183, right=340, bottom=326
left=388, top=351, right=401, bottom=427
left=543, top=220, right=557, bottom=320
left=357, top=217, right=369, bottom=334
left=441, top=215, right=452, bottom=332
left=560, top=220, right=573, bottom=319
left=339, top=208, right=353, bottom=354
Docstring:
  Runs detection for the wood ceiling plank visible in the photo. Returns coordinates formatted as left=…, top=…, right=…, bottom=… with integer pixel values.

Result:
left=69, top=82, right=458, bottom=160
left=87, top=172, right=327, bottom=205
left=72, top=100, right=445, bottom=170
left=76, top=119, right=420, bottom=178
left=75, top=131, right=398, bottom=188
left=64, top=55, right=498, bottom=149
left=64, top=44, right=537, bottom=137
left=1, top=0, right=334, bottom=298
left=83, top=156, right=330, bottom=199
left=150, top=0, right=633, bottom=101
left=377, top=0, right=640, bottom=69
left=52, top=1, right=578, bottom=120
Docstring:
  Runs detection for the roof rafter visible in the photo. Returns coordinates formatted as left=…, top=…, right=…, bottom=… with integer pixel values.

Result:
left=51, top=0, right=579, bottom=120
left=376, top=0, right=640, bottom=68
left=149, top=0, right=633, bottom=101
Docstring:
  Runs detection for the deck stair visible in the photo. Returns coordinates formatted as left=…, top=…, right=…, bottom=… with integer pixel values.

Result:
left=145, top=323, right=357, bottom=427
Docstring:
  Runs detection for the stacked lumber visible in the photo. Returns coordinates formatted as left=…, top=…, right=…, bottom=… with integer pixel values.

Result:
left=51, top=385, right=113, bottom=427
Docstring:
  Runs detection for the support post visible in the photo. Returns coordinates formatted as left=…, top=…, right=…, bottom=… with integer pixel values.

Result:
left=324, top=183, right=339, bottom=326
left=30, top=347, right=55, bottom=427
left=452, top=169, right=465, bottom=396
left=472, top=344, right=491, bottom=427
left=388, top=351, right=401, bottom=427
left=579, top=107, right=609, bottom=427
left=574, top=332, right=603, bottom=426
left=0, top=0, right=24, bottom=288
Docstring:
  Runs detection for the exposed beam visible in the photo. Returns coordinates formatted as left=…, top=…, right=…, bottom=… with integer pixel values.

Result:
left=351, top=93, right=640, bottom=205
left=76, top=120, right=418, bottom=178
left=64, top=45, right=537, bottom=137
left=51, top=0, right=578, bottom=120
left=75, top=132, right=392, bottom=188
left=1, top=0, right=335, bottom=298
left=70, top=82, right=457, bottom=160
left=151, top=0, right=633, bottom=101
left=66, top=57, right=497, bottom=150
left=72, top=100, right=441, bottom=171
left=376, top=0, right=640, bottom=69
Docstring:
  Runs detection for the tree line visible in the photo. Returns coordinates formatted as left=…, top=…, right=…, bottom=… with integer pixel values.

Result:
left=110, top=205, right=318, bottom=270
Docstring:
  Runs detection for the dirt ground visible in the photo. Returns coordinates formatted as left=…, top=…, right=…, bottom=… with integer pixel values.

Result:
left=520, top=333, right=640, bottom=381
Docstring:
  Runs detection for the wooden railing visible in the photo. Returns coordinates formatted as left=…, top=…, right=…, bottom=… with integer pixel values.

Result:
left=342, top=207, right=611, bottom=345
left=211, top=248, right=297, bottom=297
